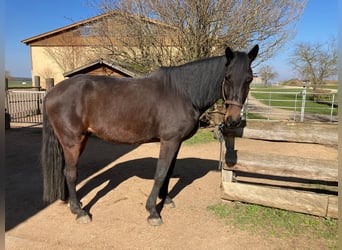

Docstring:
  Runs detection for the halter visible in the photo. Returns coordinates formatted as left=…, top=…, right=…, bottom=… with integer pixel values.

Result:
left=221, top=79, right=243, bottom=108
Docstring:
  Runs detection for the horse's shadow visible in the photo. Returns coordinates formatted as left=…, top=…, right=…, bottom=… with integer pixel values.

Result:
left=5, top=130, right=138, bottom=231
left=77, top=157, right=219, bottom=215
left=6, top=127, right=218, bottom=230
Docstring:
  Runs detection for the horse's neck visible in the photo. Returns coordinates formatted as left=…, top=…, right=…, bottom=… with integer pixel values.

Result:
left=158, top=56, right=225, bottom=114
left=184, top=57, right=225, bottom=112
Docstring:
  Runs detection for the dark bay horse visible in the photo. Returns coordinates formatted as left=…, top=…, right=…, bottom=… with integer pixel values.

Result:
left=41, top=45, right=258, bottom=226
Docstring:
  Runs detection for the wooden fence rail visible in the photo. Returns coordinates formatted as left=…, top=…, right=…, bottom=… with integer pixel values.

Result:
left=219, top=120, right=338, bottom=218
left=221, top=120, right=338, bottom=145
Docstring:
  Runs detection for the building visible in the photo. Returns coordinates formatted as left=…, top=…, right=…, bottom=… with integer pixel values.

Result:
left=22, top=12, right=174, bottom=88
left=63, top=58, right=139, bottom=78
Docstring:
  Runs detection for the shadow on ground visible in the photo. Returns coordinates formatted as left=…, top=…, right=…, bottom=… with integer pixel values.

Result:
left=5, top=127, right=137, bottom=230
left=78, top=157, right=218, bottom=215
left=6, top=127, right=218, bottom=230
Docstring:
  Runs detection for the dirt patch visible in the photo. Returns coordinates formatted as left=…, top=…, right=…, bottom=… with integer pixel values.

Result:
left=5, top=127, right=337, bottom=249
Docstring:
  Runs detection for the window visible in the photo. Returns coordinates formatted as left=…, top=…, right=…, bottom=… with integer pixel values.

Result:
left=80, top=25, right=92, bottom=37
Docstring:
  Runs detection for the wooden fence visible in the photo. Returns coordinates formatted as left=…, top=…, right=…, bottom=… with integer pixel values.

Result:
left=219, top=120, right=338, bottom=218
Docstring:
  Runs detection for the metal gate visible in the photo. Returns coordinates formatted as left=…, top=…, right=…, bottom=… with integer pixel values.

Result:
left=5, top=90, right=46, bottom=124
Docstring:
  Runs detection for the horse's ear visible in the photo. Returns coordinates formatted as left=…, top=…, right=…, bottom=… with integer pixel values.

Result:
left=225, top=47, right=234, bottom=64
left=248, top=44, right=259, bottom=62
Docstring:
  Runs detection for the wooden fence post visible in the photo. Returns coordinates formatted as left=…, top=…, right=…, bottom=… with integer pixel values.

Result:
left=220, top=124, right=244, bottom=186
left=5, top=78, right=10, bottom=129
left=33, top=76, right=41, bottom=90
left=5, top=111, right=10, bottom=129
left=45, top=78, right=54, bottom=91
left=221, top=135, right=235, bottom=183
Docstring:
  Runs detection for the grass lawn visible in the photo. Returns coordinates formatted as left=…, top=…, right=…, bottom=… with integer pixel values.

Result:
left=208, top=202, right=337, bottom=248
left=184, top=128, right=217, bottom=145
left=183, top=128, right=338, bottom=247
left=7, top=80, right=33, bottom=88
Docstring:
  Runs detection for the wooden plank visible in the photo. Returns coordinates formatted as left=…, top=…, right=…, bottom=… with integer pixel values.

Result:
left=223, top=151, right=338, bottom=182
left=234, top=175, right=338, bottom=193
left=222, top=120, right=338, bottom=145
left=221, top=169, right=234, bottom=183
left=221, top=182, right=330, bottom=217
left=327, top=196, right=338, bottom=218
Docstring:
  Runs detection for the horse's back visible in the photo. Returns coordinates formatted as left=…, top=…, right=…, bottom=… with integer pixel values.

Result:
left=46, top=75, right=198, bottom=144
left=47, top=74, right=132, bottom=96
left=44, top=74, right=195, bottom=144
left=45, top=74, right=147, bottom=110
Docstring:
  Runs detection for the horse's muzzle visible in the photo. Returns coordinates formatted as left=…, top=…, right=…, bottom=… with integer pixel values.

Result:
left=224, top=103, right=242, bottom=128
left=225, top=115, right=241, bottom=128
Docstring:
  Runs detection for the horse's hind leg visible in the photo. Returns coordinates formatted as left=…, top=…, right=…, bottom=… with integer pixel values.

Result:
left=62, top=135, right=91, bottom=224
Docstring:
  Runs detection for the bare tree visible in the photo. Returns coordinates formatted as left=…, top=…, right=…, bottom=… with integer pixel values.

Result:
left=39, top=67, right=56, bottom=80
left=82, top=8, right=178, bottom=72
left=289, top=38, right=337, bottom=86
left=44, top=31, right=98, bottom=74
left=259, top=65, right=278, bottom=85
left=87, top=0, right=306, bottom=72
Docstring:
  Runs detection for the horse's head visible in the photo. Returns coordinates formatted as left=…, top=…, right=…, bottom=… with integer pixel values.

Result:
left=222, top=45, right=259, bottom=128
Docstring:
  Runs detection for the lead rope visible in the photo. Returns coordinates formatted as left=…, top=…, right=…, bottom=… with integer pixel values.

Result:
left=219, top=80, right=226, bottom=171
left=221, top=79, right=227, bottom=103
left=217, top=124, right=225, bottom=170
left=219, top=79, right=226, bottom=171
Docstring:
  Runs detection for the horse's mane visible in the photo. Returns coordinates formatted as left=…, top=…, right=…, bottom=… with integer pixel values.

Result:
left=151, top=56, right=227, bottom=110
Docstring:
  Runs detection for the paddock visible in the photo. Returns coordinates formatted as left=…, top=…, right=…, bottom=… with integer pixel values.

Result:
left=5, top=126, right=337, bottom=249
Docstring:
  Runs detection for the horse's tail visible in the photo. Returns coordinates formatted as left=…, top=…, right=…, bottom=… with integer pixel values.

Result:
left=41, top=99, right=67, bottom=203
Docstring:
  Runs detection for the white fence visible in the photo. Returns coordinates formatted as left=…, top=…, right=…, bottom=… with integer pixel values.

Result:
left=244, top=89, right=338, bottom=123
left=5, top=89, right=338, bottom=125
left=5, top=90, right=46, bottom=123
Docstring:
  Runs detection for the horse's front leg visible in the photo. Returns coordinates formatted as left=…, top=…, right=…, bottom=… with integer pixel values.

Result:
left=146, top=139, right=181, bottom=226
left=158, top=149, right=179, bottom=208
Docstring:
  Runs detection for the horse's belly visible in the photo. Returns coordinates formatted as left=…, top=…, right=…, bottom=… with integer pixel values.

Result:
left=87, top=122, right=159, bottom=145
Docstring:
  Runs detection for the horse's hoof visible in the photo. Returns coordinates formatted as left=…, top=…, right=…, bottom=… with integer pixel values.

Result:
left=76, top=214, right=92, bottom=224
left=165, top=200, right=176, bottom=208
left=147, top=217, right=163, bottom=226
left=164, top=196, right=176, bottom=208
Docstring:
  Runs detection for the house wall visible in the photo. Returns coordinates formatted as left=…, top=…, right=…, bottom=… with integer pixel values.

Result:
left=25, top=14, right=179, bottom=87
left=31, top=46, right=98, bottom=88
left=252, top=76, right=263, bottom=85
left=31, top=46, right=64, bottom=88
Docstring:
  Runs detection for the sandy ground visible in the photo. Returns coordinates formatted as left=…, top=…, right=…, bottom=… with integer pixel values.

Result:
left=5, top=126, right=337, bottom=249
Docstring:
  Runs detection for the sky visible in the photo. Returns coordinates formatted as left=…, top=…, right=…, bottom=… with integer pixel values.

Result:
left=264, top=0, right=338, bottom=81
left=4, top=0, right=339, bottom=81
